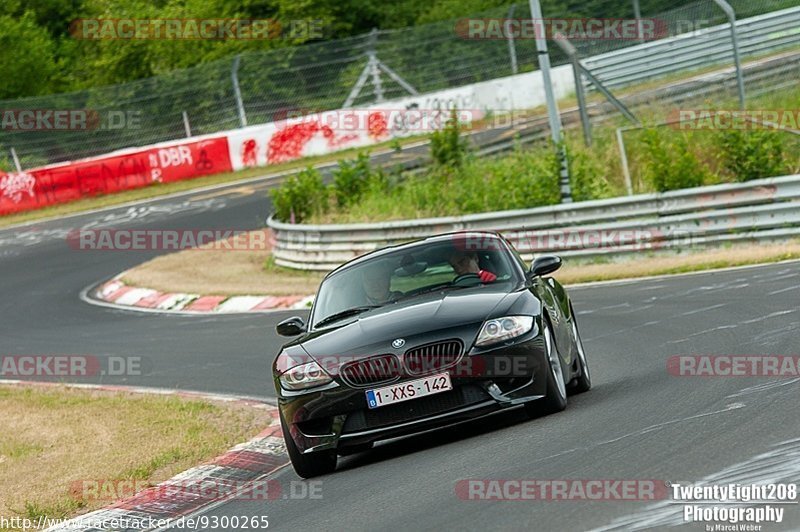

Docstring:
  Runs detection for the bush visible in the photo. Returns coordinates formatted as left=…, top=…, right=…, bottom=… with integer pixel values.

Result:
left=331, top=152, right=372, bottom=208
left=269, top=167, right=327, bottom=223
left=483, top=145, right=561, bottom=210
left=566, top=143, right=612, bottom=202
left=429, top=108, right=469, bottom=168
left=640, top=128, right=708, bottom=192
left=716, top=129, right=786, bottom=182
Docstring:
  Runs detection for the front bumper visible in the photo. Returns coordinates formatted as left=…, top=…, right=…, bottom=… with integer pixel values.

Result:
left=276, top=327, right=549, bottom=454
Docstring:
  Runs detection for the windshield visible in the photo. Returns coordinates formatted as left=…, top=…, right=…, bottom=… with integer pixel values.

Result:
left=311, top=238, right=519, bottom=328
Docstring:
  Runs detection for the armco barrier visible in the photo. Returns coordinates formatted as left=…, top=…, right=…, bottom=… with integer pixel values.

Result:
left=266, top=174, right=800, bottom=271
left=0, top=136, right=231, bottom=216
left=583, top=6, right=800, bottom=89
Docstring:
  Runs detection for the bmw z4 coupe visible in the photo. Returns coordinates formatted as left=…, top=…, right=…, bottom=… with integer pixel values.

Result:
left=273, top=231, right=591, bottom=477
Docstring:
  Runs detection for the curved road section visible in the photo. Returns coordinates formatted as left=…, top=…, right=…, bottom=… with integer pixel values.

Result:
left=2, top=180, right=799, bottom=530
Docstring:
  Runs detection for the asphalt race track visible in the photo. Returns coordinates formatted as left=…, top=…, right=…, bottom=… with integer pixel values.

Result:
left=2, top=180, right=800, bottom=530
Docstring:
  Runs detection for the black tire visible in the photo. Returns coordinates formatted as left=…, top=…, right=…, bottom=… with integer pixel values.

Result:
left=525, top=317, right=568, bottom=418
left=281, top=413, right=337, bottom=478
left=568, top=303, right=592, bottom=395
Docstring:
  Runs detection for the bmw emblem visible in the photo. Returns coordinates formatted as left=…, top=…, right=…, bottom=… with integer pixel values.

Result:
left=392, top=338, right=406, bottom=349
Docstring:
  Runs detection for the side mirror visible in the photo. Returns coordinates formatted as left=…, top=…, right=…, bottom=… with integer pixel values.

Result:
left=529, top=255, right=562, bottom=278
left=276, top=316, right=306, bottom=337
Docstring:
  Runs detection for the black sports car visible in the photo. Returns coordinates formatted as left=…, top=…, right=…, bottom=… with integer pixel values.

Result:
left=273, top=231, right=591, bottom=477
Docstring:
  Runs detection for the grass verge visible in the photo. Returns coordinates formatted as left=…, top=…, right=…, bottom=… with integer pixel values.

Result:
left=118, top=230, right=800, bottom=297
left=0, top=385, right=272, bottom=530
left=121, top=241, right=324, bottom=297
left=557, top=241, right=800, bottom=284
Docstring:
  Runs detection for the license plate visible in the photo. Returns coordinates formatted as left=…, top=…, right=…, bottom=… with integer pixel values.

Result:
left=366, top=372, right=452, bottom=409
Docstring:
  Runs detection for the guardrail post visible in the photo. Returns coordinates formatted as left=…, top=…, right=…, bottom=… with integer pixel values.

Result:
left=231, top=55, right=248, bottom=127
left=632, top=0, right=644, bottom=44
left=182, top=111, right=192, bottom=138
left=615, top=127, right=634, bottom=196
left=529, top=0, right=572, bottom=203
left=506, top=4, right=519, bottom=75
left=711, top=0, right=746, bottom=110
left=554, top=34, right=591, bottom=147
left=367, top=29, right=385, bottom=103
left=10, top=147, right=22, bottom=172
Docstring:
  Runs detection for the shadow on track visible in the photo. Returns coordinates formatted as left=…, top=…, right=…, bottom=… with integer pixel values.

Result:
left=335, top=388, right=603, bottom=474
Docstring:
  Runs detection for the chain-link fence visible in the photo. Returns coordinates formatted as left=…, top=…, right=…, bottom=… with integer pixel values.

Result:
left=0, top=0, right=797, bottom=170
left=564, top=0, right=800, bottom=116
left=547, top=0, right=800, bottom=198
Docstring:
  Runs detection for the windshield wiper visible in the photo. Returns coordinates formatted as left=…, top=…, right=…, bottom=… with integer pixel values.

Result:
left=315, top=305, right=380, bottom=328
left=399, top=283, right=467, bottom=300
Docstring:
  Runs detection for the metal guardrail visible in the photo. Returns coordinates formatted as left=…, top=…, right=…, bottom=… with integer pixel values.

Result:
left=267, top=174, right=800, bottom=271
left=582, top=6, right=800, bottom=90
left=470, top=49, right=800, bottom=165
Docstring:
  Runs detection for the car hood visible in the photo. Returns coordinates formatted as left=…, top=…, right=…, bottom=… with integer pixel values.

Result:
left=299, top=285, right=528, bottom=361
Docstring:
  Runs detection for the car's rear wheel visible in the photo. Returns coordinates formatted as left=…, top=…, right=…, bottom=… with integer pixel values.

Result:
left=568, top=303, right=591, bottom=394
left=280, top=413, right=337, bottom=478
left=525, top=318, right=567, bottom=418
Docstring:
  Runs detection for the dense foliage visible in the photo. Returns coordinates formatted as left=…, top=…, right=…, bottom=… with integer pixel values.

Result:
left=640, top=129, right=708, bottom=192
left=270, top=103, right=798, bottom=224
left=270, top=114, right=617, bottom=224
left=715, top=129, right=787, bottom=182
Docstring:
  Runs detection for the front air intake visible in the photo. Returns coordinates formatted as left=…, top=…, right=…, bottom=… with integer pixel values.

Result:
left=340, top=354, right=402, bottom=387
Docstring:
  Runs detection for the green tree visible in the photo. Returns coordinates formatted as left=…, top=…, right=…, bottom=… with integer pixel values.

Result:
left=430, top=109, right=469, bottom=168
left=0, top=12, right=59, bottom=98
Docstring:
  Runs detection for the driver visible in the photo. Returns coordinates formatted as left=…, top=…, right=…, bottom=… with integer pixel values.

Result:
left=362, top=263, right=401, bottom=305
left=448, top=251, right=497, bottom=283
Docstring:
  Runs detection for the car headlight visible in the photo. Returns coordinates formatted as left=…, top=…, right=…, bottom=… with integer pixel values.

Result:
left=475, top=315, right=535, bottom=347
left=279, top=361, right=333, bottom=391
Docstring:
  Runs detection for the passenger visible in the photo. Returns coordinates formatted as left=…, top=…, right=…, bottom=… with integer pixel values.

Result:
left=362, top=263, right=401, bottom=305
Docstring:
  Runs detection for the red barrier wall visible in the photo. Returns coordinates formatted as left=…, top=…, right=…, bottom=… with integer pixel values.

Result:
left=0, top=137, right=231, bottom=216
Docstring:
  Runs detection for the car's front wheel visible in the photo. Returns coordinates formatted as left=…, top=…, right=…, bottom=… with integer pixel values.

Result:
left=525, top=318, right=567, bottom=418
left=281, top=413, right=337, bottom=478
